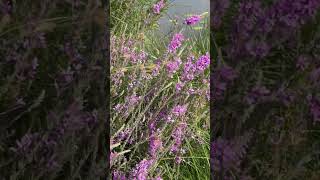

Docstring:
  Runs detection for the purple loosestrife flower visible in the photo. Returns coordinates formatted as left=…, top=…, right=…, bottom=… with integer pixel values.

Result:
left=126, top=94, right=141, bottom=106
left=148, top=120, right=158, bottom=135
left=165, top=115, right=174, bottom=123
left=175, top=156, right=182, bottom=164
left=113, top=170, right=127, bottom=180
left=113, top=104, right=125, bottom=113
left=187, top=88, right=197, bottom=95
left=153, top=0, right=165, bottom=14
left=131, top=159, right=154, bottom=180
left=110, top=151, right=118, bottom=164
left=172, top=104, right=187, bottom=117
left=175, top=82, right=185, bottom=92
left=129, top=52, right=138, bottom=63
left=166, top=57, right=182, bottom=76
left=196, top=53, right=210, bottom=72
left=152, top=60, right=161, bottom=76
left=168, top=33, right=184, bottom=53
left=182, top=56, right=196, bottom=81
left=138, top=51, right=148, bottom=62
left=184, top=15, right=201, bottom=25
left=149, top=135, right=163, bottom=158
left=170, top=122, right=187, bottom=153
left=116, top=128, right=131, bottom=142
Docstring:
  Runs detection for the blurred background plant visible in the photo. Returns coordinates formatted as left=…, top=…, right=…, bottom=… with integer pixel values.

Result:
left=212, top=0, right=320, bottom=179
left=0, top=0, right=107, bottom=179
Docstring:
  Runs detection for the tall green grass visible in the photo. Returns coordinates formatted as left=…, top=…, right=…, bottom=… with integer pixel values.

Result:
left=110, top=0, right=210, bottom=179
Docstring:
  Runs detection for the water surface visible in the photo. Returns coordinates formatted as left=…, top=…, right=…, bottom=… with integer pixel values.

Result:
left=158, top=0, right=209, bottom=34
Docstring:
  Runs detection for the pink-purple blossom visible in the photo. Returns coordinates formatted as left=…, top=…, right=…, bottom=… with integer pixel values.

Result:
left=149, top=135, right=163, bottom=157
left=166, top=57, right=182, bottom=75
left=172, top=105, right=187, bottom=117
left=168, top=33, right=184, bottom=53
left=195, top=53, right=210, bottom=71
left=131, top=159, right=154, bottom=180
left=153, top=0, right=165, bottom=14
left=175, top=82, right=185, bottom=92
left=170, top=122, right=187, bottom=153
left=184, top=15, right=201, bottom=25
left=182, top=56, right=197, bottom=81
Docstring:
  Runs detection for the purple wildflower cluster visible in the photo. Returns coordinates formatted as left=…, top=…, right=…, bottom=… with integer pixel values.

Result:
left=111, top=1, right=210, bottom=179
left=184, top=15, right=201, bottom=25
left=149, top=135, right=163, bottom=158
left=195, top=53, right=210, bottom=71
left=112, top=170, right=127, bottom=180
left=172, top=104, right=187, bottom=117
left=153, top=0, right=165, bottom=14
left=166, top=57, right=182, bottom=76
left=170, top=122, right=187, bottom=157
left=131, top=159, right=154, bottom=180
left=168, top=33, right=185, bottom=53
left=213, top=0, right=320, bottom=178
left=182, top=56, right=197, bottom=81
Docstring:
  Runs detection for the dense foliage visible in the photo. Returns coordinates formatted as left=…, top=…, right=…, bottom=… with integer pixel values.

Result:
left=0, top=1, right=107, bottom=179
left=212, top=0, right=320, bottom=179
left=110, top=0, right=210, bottom=179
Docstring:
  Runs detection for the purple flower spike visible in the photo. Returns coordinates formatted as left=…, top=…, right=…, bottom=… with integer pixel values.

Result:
left=149, top=135, right=163, bottom=157
left=131, top=159, right=154, bottom=180
left=175, top=82, right=185, bottom=92
left=184, top=15, right=201, bottom=25
left=196, top=53, right=210, bottom=71
left=172, top=105, right=187, bottom=117
left=112, top=170, right=127, bottom=180
left=170, top=122, right=187, bottom=153
left=153, top=0, right=165, bottom=14
left=166, top=57, right=182, bottom=75
left=168, top=33, right=184, bottom=53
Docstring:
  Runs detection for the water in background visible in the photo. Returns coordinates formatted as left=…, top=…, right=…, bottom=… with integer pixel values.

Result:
left=158, top=0, right=209, bottom=35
